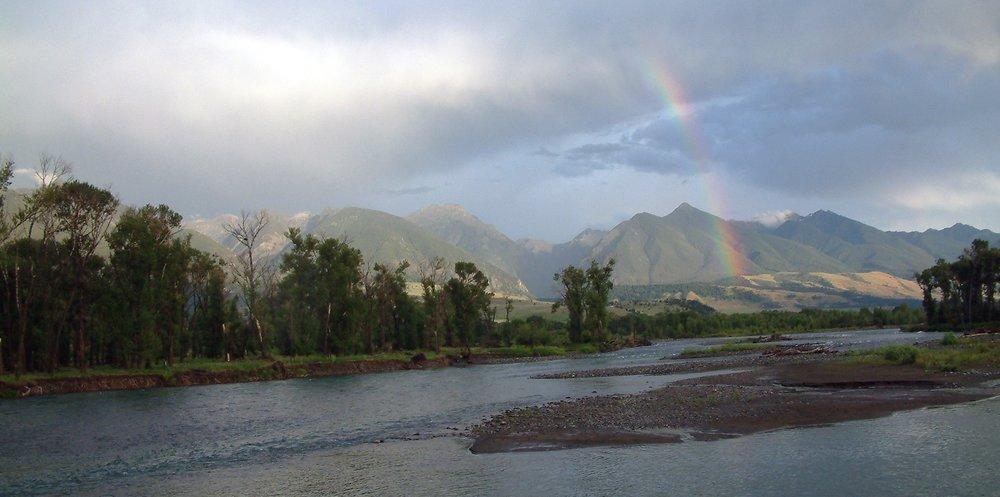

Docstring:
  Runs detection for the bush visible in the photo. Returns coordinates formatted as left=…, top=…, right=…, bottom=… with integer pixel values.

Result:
left=512, top=323, right=566, bottom=346
left=881, top=345, right=918, bottom=364
left=489, top=345, right=564, bottom=357
left=941, top=333, right=959, bottom=346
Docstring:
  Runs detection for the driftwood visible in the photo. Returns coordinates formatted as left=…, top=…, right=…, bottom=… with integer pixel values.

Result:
left=764, top=346, right=837, bottom=356
left=963, top=329, right=999, bottom=337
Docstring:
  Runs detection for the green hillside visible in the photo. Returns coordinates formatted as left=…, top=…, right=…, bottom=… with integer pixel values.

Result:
left=305, top=207, right=531, bottom=298
left=407, top=204, right=525, bottom=277
left=772, top=210, right=937, bottom=275
left=584, top=204, right=848, bottom=286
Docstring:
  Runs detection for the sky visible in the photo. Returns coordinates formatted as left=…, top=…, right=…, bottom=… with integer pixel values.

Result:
left=2, top=1, right=998, bottom=242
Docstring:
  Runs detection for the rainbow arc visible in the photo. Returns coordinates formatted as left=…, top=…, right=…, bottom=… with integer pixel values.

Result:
left=645, top=61, right=745, bottom=277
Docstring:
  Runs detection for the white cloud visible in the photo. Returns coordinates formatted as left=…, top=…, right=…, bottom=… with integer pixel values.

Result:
left=892, top=172, right=1000, bottom=212
left=751, top=210, right=797, bottom=228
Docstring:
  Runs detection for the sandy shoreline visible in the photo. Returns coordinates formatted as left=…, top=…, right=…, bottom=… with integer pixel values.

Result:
left=470, top=355, right=999, bottom=453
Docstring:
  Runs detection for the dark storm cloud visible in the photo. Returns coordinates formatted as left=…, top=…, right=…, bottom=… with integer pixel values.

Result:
left=557, top=137, right=697, bottom=177
left=559, top=47, right=999, bottom=207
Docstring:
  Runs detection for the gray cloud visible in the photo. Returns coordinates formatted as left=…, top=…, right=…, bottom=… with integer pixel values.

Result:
left=1, top=1, right=997, bottom=237
left=376, top=186, right=435, bottom=196
left=560, top=48, right=999, bottom=209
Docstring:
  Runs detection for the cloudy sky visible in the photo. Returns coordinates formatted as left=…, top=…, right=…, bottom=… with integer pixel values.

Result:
left=2, top=1, right=998, bottom=241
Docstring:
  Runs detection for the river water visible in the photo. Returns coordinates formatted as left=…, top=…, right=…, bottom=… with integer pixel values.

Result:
left=2, top=329, right=997, bottom=496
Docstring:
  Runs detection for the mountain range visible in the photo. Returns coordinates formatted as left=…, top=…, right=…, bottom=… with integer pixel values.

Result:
left=186, top=202, right=998, bottom=300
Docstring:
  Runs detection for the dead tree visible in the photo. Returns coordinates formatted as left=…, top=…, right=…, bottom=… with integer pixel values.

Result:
left=420, top=257, right=448, bottom=352
left=223, top=210, right=272, bottom=358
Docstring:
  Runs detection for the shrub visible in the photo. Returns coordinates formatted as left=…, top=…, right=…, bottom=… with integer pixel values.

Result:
left=513, top=325, right=559, bottom=346
left=940, top=333, right=959, bottom=346
left=881, top=345, right=918, bottom=364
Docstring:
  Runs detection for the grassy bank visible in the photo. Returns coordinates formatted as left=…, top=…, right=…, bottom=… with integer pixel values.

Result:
left=852, top=335, right=1000, bottom=372
left=0, top=343, right=603, bottom=390
left=0, top=351, right=427, bottom=384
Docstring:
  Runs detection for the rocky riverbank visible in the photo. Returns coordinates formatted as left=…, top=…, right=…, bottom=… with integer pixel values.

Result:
left=470, top=360, right=1000, bottom=453
left=531, top=351, right=836, bottom=379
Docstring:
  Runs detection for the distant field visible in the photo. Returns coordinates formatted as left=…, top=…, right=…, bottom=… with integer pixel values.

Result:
left=493, top=298, right=635, bottom=322
left=614, top=271, right=923, bottom=313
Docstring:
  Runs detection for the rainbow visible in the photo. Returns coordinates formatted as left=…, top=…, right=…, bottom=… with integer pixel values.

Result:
left=644, top=60, right=746, bottom=277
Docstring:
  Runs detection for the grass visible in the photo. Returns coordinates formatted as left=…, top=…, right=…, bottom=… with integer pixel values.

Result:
left=678, top=341, right=773, bottom=358
left=852, top=336, right=1000, bottom=372
left=0, top=344, right=595, bottom=385
left=0, top=352, right=438, bottom=383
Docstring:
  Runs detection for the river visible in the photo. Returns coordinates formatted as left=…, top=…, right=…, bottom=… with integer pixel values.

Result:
left=2, top=329, right=997, bottom=496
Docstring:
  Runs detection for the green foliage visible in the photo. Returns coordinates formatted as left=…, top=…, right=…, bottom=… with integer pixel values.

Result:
left=916, top=239, right=999, bottom=326
left=853, top=338, right=1000, bottom=372
left=552, top=265, right=586, bottom=342
left=445, top=262, right=493, bottom=349
left=278, top=228, right=364, bottom=355
left=878, top=345, right=919, bottom=364
left=552, top=259, right=616, bottom=343
left=941, top=332, right=959, bottom=346
left=606, top=305, right=923, bottom=341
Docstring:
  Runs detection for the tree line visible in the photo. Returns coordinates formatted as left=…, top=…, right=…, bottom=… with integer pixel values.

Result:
left=915, top=239, right=999, bottom=326
left=0, top=157, right=525, bottom=375
left=604, top=305, right=924, bottom=339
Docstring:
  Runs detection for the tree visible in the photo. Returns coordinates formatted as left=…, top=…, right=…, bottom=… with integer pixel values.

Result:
left=372, top=261, right=411, bottom=351
left=223, top=210, right=272, bottom=357
left=1, top=155, right=72, bottom=374
left=50, top=181, right=119, bottom=369
left=0, top=156, right=12, bottom=374
left=915, top=268, right=935, bottom=324
left=445, top=262, right=493, bottom=350
left=584, top=259, right=615, bottom=343
left=187, top=252, right=230, bottom=359
left=420, top=257, right=448, bottom=352
left=502, top=297, right=514, bottom=346
left=279, top=229, right=364, bottom=355
left=915, top=240, right=1000, bottom=327
left=552, top=265, right=587, bottom=343
left=106, top=205, right=190, bottom=367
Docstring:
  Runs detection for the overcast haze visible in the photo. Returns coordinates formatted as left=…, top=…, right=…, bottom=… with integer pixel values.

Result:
left=2, top=1, right=998, bottom=242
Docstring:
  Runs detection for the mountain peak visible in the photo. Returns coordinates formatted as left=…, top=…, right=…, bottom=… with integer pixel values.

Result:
left=672, top=202, right=699, bottom=214
left=570, top=228, right=607, bottom=247
left=664, top=202, right=719, bottom=222
left=518, top=238, right=553, bottom=253
left=807, top=209, right=843, bottom=219
left=410, top=203, right=476, bottom=221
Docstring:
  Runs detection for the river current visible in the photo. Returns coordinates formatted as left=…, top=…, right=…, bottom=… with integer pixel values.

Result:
left=2, top=329, right=997, bottom=496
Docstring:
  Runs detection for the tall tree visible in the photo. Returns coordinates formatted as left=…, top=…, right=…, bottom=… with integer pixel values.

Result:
left=584, top=259, right=615, bottom=343
left=552, top=265, right=587, bottom=343
left=106, top=205, right=188, bottom=367
left=224, top=210, right=272, bottom=358
left=445, top=262, right=493, bottom=350
left=420, top=257, right=447, bottom=352
left=1, top=156, right=71, bottom=374
left=50, top=181, right=119, bottom=369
